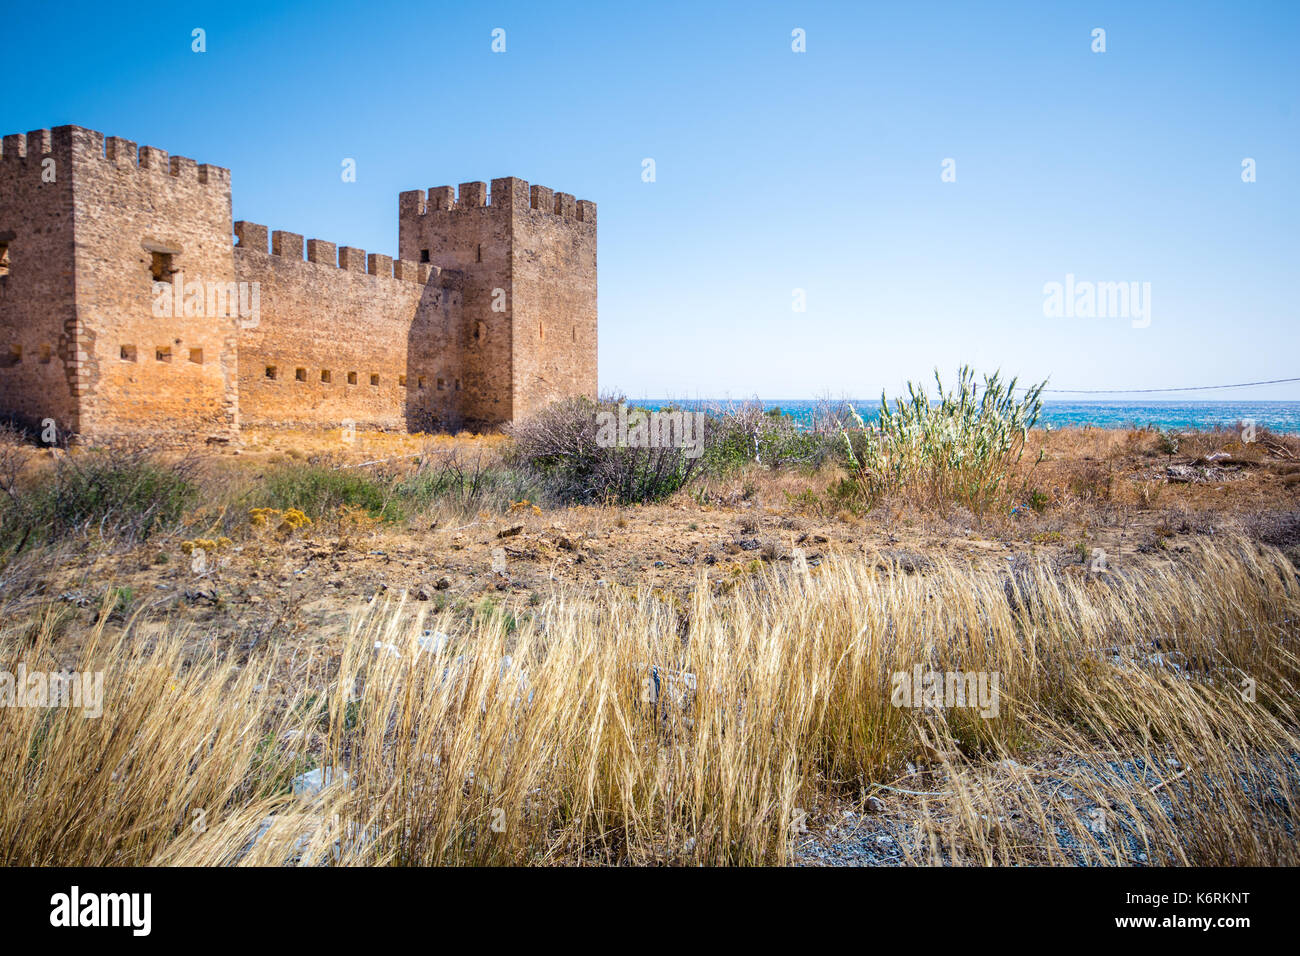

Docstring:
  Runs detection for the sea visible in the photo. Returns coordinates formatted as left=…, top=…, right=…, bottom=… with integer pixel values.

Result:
left=635, top=400, right=1300, bottom=434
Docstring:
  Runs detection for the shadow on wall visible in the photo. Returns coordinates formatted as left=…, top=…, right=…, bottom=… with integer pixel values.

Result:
left=406, top=279, right=462, bottom=434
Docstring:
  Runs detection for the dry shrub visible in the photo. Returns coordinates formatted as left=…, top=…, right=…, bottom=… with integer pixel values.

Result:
left=506, top=396, right=710, bottom=505
left=0, top=614, right=310, bottom=865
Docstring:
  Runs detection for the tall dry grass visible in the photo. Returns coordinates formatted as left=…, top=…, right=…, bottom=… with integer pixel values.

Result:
left=3, top=538, right=1297, bottom=865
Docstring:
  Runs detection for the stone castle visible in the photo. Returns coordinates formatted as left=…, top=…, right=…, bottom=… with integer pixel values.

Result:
left=0, top=125, right=597, bottom=441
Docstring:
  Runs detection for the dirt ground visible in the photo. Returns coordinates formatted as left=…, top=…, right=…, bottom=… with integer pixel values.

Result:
left=10, top=424, right=1300, bottom=664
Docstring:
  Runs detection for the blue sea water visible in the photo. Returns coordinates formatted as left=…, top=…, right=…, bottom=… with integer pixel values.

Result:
left=636, top=400, right=1300, bottom=434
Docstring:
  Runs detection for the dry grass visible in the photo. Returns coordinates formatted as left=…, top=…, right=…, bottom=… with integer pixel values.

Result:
left=3, top=534, right=1297, bottom=866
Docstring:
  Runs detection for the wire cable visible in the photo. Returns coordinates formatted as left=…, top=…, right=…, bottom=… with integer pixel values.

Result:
left=1017, top=376, right=1300, bottom=395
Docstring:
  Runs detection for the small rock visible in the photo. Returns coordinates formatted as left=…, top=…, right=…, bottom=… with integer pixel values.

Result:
left=417, top=631, right=451, bottom=656
left=292, top=767, right=351, bottom=797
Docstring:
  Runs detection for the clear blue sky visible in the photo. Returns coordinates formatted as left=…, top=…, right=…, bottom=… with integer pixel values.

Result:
left=4, top=0, right=1297, bottom=400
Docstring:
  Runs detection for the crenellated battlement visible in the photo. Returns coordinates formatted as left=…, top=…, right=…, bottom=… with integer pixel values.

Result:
left=233, top=221, right=457, bottom=286
left=0, top=128, right=58, bottom=160
left=2, top=130, right=42, bottom=159
left=399, top=178, right=595, bottom=224
left=0, top=126, right=230, bottom=188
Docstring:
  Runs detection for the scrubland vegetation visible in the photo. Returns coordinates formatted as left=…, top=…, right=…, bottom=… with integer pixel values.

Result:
left=2, top=372, right=1299, bottom=866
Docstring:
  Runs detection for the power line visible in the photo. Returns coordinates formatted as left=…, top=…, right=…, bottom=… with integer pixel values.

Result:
left=1016, top=376, right=1300, bottom=395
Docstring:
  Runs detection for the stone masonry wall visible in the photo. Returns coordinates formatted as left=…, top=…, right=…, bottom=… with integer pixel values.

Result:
left=510, top=191, right=597, bottom=418
left=67, top=126, right=238, bottom=441
left=233, top=222, right=464, bottom=431
left=0, top=128, right=83, bottom=435
left=399, top=182, right=515, bottom=428
left=398, top=178, right=596, bottom=427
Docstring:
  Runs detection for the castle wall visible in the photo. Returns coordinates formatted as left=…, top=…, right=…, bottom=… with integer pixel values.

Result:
left=65, top=127, right=239, bottom=441
left=233, top=223, right=464, bottom=431
left=510, top=192, right=597, bottom=418
left=0, top=128, right=81, bottom=434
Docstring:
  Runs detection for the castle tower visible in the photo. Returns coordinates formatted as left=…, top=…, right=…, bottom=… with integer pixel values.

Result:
left=0, top=125, right=238, bottom=441
left=398, top=178, right=596, bottom=427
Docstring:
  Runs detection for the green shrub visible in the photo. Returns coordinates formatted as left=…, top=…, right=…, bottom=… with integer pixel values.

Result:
left=702, top=402, right=836, bottom=474
left=264, top=463, right=401, bottom=522
left=395, top=450, right=538, bottom=514
left=0, top=446, right=197, bottom=553
left=840, top=366, right=1045, bottom=513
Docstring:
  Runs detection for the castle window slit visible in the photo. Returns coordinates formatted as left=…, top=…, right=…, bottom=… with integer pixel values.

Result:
left=150, top=251, right=176, bottom=284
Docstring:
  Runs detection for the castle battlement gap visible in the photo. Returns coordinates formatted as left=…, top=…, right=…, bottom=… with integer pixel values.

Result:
left=232, top=221, right=454, bottom=286
left=2, top=127, right=231, bottom=188
left=398, top=182, right=596, bottom=224
left=0, top=125, right=596, bottom=440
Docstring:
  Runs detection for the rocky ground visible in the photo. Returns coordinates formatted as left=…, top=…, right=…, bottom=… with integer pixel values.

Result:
left=27, top=424, right=1299, bottom=660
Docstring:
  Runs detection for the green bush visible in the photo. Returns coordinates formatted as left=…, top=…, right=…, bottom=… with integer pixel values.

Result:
left=840, top=366, right=1045, bottom=513
left=703, top=402, right=836, bottom=474
left=395, top=450, right=538, bottom=514
left=0, top=447, right=197, bottom=553
left=264, top=463, right=401, bottom=522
